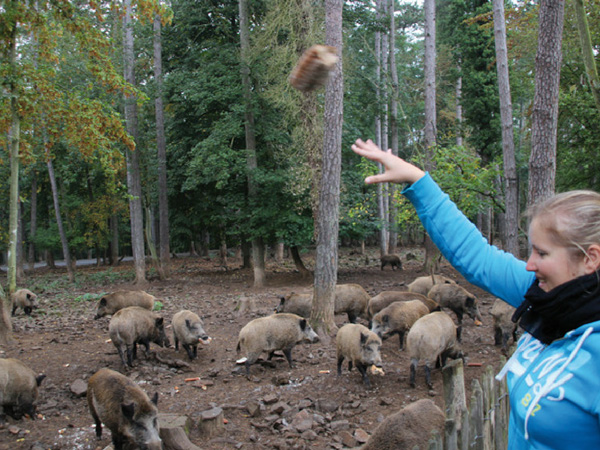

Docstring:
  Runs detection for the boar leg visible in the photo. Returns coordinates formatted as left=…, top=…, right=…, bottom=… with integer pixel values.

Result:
left=347, top=312, right=357, bottom=324
left=424, top=365, right=433, bottom=390
left=336, top=356, right=345, bottom=375
left=356, top=363, right=372, bottom=388
left=182, top=343, right=195, bottom=360
left=11, top=305, right=16, bottom=316
left=174, top=336, right=180, bottom=351
left=282, top=348, right=295, bottom=368
left=409, top=359, right=418, bottom=388
left=126, top=345, right=136, bottom=367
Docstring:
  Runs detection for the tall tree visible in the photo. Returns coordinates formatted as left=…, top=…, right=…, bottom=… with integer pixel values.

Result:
left=311, top=0, right=343, bottom=340
left=493, top=0, right=518, bottom=256
left=388, top=0, right=399, bottom=255
left=154, top=14, right=170, bottom=279
left=124, top=0, right=147, bottom=284
left=573, top=0, right=600, bottom=111
left=528, top=0, right=565, bottom=204
left=239, top=0, right=266, bottom=287
left=423, top=0, right=439, bottom=273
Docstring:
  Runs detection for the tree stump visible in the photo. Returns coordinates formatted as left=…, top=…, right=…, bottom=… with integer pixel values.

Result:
left=159, top=414, right=200, bottom=450
left=235, top=296, right=256, bottom=316
left=197, top=407, right=225, bottom=439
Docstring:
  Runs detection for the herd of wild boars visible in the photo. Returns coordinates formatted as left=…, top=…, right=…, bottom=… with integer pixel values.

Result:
left=1, top=269, right=508, bottom=447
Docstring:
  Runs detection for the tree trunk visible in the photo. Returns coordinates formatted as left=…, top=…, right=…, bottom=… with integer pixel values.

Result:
left=312, top=0, right=343, bottom=342
left=528, top=0, right=565, bottom=205
left=239, top=0, right=266, bottom=287
left=290, top=246, right=311, bottom=279
left=388, top=0, right=399, bottom=254
left=573, top=0, right=600, bottom=111
left=47, top=156, right=75, bottom=282
left=423, top=0, right=439, bottom=274
left=124, top=0, right=146, bottom=284
left=109, top=214, right=119, bottom=266
left=493, top=0, right=519, bottom=256
left=456, top=71, right=463, bottom=147
left=7, top=21, right=19, bottom=295
left=154, top=15, right=171, bottom=278
left=28, top=173, right=38, bottom=270
left=16, top=201, right=24, bottom=282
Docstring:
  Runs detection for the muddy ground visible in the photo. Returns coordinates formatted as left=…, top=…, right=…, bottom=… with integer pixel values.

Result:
left=0, top=247, right=509, bottom=450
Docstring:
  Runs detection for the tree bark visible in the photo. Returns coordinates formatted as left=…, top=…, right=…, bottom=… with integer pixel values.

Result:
left=154, top=15, right=171, bottom=278
left=312, top=0, right=343, bottom=341
left=239, top=0, right=266, bottom=287
left=47, top=156, right=75, bottom=282
left=573, top=0, right=600, bottom=111
left=423, top=0, right=439, bottom=274
left=493, top=0, right=519, bottom=256
left=123, top=0, right=146, bottom=284
left=28, top=173, right=38, bottom=270
left=528, top=0, right=565, bottom=205
left=388, top=0, right=399, bottom=254
left=290, top=246, right=311, bottom=279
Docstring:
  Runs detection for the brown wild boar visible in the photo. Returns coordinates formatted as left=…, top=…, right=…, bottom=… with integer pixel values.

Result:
left=491, top=299, right=519, bottom=354
left=94, top=290, right=156, bottom=319
left=380, top=254, right=402, bottom=271
left=0, top=358, right=45, bottom=423
left=236, top=313, right=319, bottom=375
left=10, top=289, right=39, bottom=316
left=277, top=283, right=370, bottom=323
left=172, top=310, right=211, bottom=360
left=427, top=282, right=483, bottom=328
left=108, top=306, right=170, bottom=367
left=87, top=368, right=162, bottom=450
left=336, top=323, right=383, bottom=388
left=407, top=274, right=455, bottom=296
left=370, top=300, right=430, bottom=350
left=366, top=291, right=440, bottom=321
left=361, top=399, right=445, bottom=450
left=406, top=311, right=463, bottom=389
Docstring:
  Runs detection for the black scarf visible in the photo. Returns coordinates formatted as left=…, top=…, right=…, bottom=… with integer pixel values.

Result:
left=512, top=272, right=600, bottom=345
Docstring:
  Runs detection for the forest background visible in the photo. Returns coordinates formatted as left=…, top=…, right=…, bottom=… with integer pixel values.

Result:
left=1, top=0, right=599, bottom=302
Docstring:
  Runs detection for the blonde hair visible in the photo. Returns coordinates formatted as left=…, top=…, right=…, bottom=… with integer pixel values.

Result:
left=527, top=190, right=600, bottom=260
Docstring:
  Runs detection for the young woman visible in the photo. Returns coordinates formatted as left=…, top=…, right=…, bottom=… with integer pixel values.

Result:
left=351, top=138, right=600, bottom=449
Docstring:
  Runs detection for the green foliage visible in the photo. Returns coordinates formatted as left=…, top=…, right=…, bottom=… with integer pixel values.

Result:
left=73, top=292, right=103, bottom=303
left=153, top=300, right=164, bottom=311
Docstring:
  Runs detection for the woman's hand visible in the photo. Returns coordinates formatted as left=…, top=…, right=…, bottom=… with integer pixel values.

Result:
left=351, top=139, right=425, bottom=185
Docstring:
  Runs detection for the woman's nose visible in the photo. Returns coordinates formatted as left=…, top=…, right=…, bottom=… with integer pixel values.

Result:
left=525, top=255, right=536, bottom=272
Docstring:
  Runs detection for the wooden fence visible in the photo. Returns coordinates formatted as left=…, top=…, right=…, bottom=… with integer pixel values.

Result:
left=424, top=358, right=510, bottom=450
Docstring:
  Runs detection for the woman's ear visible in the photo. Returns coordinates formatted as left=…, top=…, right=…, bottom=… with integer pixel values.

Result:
left=584, top=244, right=600, bottom=273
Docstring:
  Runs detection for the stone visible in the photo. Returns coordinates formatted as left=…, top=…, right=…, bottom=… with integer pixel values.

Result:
left=70, top=379, right=87, bottom=397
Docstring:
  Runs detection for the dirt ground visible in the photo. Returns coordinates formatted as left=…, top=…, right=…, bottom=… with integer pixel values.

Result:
left=0, top=247, right=509, bottom=450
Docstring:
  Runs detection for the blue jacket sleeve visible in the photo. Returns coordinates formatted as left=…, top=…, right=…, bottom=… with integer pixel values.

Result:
left=402, top=173, right=535, bottom=307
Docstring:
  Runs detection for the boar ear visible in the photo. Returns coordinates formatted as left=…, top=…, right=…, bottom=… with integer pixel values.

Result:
left=185, top=319, right=192, bottom=329
left=382, top=315, right=390, bottom=324
left=151, top=392, right=159, bottom=406
left=99, top=298, right=107, bottom=307
left=279, top=296, right=286, bottom=305
left=122, top=402, right=135, bottom=420
left=465, top=297, right=475, bottom=308
left=155, top=317, right=164, bottom=327
left=36, top=374, right=46, bottom=386
left=299, top=318, right=307, bottom=331
left=360, top=332, right=368, bottom=345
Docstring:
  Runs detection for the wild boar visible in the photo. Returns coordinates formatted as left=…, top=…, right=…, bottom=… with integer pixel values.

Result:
left=336, top=323, right=383, bottom=388
left=366, top=291, right=440, bottom=322
left=491, top=299, right=519, bottom=354
left=407, top=274, right=456, bottom=296
left=94, top=290, right=156, bottom=319
left=172, top=310, right=211, bottom=360
left=236, top=313, right=319, bottom=375
left=276, top=292, right=312, bottom=318
left=406, top=311, right=463, bottom=389
left=370, top=300, right=430, bottom=350
left=427, top=283, right=483, bottom=328
left=10, top=289, right=39, bottom=316
left=87, top=368, right=162, bottom=450
left=108, top=306, right=170, bottom=367
left=277, top=283, right=370, bottom=323
left=361, top=399, right=445, bottom=450
left=380, top=254, right=402, bottom=271
left=0, top=358, right=45, bottom=423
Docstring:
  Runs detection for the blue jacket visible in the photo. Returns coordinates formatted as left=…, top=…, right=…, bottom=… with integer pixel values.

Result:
left=403, top=173, right=600, bottom=449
